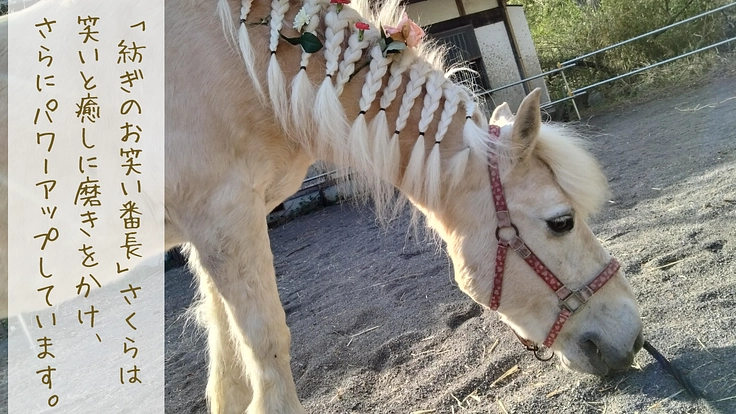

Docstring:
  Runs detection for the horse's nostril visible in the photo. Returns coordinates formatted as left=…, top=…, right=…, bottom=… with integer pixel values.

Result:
left=578, top=337, right=610, bottom=374
left=579, top=332, right=601, bottom=349
left=580, top=338, right=601, bottom=358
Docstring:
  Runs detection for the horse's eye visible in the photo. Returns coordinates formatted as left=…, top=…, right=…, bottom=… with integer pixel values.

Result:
left=546, top=215, right=574, bottom=234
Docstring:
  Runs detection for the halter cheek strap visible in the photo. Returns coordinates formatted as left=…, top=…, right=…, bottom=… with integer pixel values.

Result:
left=486, top=125, right=619, bottom=351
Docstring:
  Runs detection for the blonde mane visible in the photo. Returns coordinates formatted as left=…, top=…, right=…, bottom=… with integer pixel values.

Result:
left=221, top=0, right=607, bottom=226
left=535, top=124, right=609, bottom=220
left=221, top=0, right=492, bottom=220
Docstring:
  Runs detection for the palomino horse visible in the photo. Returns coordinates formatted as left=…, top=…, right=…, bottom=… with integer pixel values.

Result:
left=1, top=0, right=644, bottom=412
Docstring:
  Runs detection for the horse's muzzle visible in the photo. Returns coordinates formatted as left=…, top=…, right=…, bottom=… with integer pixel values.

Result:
left=578, top=328, right=645, bottom=375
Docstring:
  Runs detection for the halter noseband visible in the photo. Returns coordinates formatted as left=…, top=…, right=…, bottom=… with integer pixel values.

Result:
left=486, top=124, right=620, bottom=358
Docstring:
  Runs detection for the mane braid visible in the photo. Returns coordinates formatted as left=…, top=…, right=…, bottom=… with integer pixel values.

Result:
left=237, top=0, right=264, bottom=98
left=335, top=26, right=373, bottom=97
left=268, top=0, right=291, bottom=131
left=448, top=95, right=477, bottom=190
left=350, top=43, right=392, bottom=213
left=217, top=0, right=238, bottom=47
left=435, top=83, right=461, bottom=143
left=371, top=53, right=412, bottom=186
left=417, top=71, right=445, bottom=134
left=314, top=5, right=352, bottom=164
left=462, top=95, right=494, bottom=159
left=397, top=60, right=432, bottom=198
left=431, top=82, right=462, bottom=192
left=217, top=0, right=495, bottom=220
left=342, top=27, right=379, bottom=164
left=336, top=24, right=373, bottom=181
left=290, top=0, right=326, bottom=138
left=420, top=72, right=447, bottom=208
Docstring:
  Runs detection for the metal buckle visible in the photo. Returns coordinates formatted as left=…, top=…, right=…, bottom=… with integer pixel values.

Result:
left=508, top=236, right=531, bottom=259
left=557, top=289, right=588, bottom=313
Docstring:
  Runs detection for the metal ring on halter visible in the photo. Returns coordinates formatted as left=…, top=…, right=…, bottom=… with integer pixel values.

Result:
left=533, top=347, right=554, bottom=362
left=495, top=224, right=519, bottom=242
left=512, top=329, right=555, bottom=362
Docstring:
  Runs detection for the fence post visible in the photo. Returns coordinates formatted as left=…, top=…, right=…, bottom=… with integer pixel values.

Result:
left=558, top=63, right=581, bottom=121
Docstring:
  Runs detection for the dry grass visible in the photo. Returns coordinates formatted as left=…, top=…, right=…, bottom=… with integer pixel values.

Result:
left=490, top=365, right=520, bottom=388
left=411, top=346, right=450, bottom=358
left=648, top=389, right=685, bottom=409
left=675, top=95, right=736, bottom=112
left=713, top=395, right=736, bottom=402
left=496, top=399, right=509, bottom=414
left=649, top=258, right=686, bottom=271
left=346, top=325, right=380, bottom=346
left=545, top=387, right=568, bottom=398
left=445, top=388, right=482, bottom=410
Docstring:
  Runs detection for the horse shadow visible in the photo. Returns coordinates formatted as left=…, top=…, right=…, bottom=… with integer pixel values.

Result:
left=596, top=344, right=736, bottom=413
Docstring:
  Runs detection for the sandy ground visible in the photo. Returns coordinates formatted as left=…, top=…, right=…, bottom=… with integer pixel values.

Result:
left=161, top=67, right=736, bottom=414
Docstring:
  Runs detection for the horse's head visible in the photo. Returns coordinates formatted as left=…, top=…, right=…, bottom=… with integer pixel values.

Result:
left=424, top=89, right=643, bottom=376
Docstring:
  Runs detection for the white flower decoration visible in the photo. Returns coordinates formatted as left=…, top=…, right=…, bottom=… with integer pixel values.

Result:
left=293, top=7, right=310, bottom=32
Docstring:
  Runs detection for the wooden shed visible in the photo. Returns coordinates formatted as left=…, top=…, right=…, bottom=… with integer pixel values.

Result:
left=405, top=0, right=550, bottom=112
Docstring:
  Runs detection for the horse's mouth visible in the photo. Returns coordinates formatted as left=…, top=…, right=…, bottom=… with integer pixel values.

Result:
left=559, top=351, right=611, bottom=376
left=559, top=331, right=644, bottom=376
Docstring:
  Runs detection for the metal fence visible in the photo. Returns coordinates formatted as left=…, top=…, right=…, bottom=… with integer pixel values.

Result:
left=479, top=1, right=736, bottom=119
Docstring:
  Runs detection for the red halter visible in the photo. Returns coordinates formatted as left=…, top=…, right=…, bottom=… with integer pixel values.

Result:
left=486, top=125, right=620, bottom=352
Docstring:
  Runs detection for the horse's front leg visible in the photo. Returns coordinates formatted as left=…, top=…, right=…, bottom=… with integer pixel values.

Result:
left=188, top=182, right=304, bottom=414
left=188, top=247, right=254, bottom=413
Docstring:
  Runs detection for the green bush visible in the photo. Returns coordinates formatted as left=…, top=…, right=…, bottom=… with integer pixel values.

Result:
left=510, top=0, right=735, bottom=102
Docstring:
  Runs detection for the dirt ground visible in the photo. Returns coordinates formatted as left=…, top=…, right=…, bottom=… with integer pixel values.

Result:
left=163, top=68, right=736, bottom=414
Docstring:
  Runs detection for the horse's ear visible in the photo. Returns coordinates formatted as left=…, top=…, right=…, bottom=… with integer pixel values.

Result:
left=511, top=88, right=542, bottom=161
left=490, top=102, right=513, bottom=126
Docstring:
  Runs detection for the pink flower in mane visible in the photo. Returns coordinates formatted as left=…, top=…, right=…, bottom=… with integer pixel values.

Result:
left=356, top=22, right=369, bottom=41
left=384, top=13, right=425, bottom=48
left=330, top=0, right=350, bottom=12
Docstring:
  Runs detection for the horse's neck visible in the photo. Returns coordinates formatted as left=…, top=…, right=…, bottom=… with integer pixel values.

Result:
left=234, top=0, right=482, bottom=209
left=320, top=54, right=479, bottom=210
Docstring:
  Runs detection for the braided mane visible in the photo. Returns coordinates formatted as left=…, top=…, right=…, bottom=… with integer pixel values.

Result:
left=221, top=0, right=492, bottom=217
